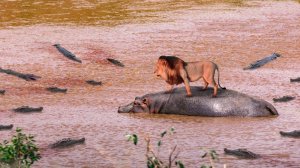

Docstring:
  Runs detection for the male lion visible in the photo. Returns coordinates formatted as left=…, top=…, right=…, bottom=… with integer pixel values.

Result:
left=154, top=56, right=226, bottom=97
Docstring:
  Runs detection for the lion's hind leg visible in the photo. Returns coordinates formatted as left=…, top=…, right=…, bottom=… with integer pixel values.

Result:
left=202, top=78, right=209, bottom=91
left=203, top=75, right=218, bottom=97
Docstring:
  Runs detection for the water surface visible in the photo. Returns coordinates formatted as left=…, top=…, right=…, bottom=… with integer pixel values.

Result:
left=0, top=1, right=300, bottom=167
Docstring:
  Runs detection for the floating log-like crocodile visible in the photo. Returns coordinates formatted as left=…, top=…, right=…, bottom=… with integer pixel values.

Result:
left=290, top=77, right=300, bottom=83
left=0, top=124, right=13, bottom=130
left=243, top=53, right=280, bottom=70
left=50, top=138, right=85, bottom=148
left=107, top=58, right=124, bottom=67
left=13, top=106, right=43, bottom=113
left=53, top=44, right=82, bottom=63
left=280, top=130, right=300, bottom=138
left=86, top=80, right=102, bottom=86
left=0, top=68, right=41, bottom=81
left=224, top=148, right=260, bottom=159
left=46, top=87, right=67, bottom=93
left=273, top=96, right=295, bottom=103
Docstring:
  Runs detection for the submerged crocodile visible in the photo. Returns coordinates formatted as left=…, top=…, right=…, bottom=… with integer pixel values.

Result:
left=290, top=77, right=300, bottom=83
left=13, top=106, right=43, bottom=113
left=243, top=53, right=280, bottom=70
left=0, top=68, right=41, bottom=81
left=50, top=138, right=85, bottom=148
left=273, top=96, right=295, bottom=103
left=0, top=124, right=13, bottom=130
left=53, top=44, right=82, bottom=63
left=280, top=130, right=300, bottom=138
left=86, top=80, right=102, bottom=86
left=224, top=148, right=260, bottom=159
left=46, top=87, right=67, bottom=93
left=107, top=58, right=124, bottom=67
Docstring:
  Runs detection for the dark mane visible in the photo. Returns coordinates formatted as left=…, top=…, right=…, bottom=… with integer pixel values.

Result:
left=159, top=56, right=187, bottom=68
left=158, top=56, right=186, bottom=85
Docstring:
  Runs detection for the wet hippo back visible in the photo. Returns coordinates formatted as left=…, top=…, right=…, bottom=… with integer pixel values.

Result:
left=156, top=86, right=277, bottom=117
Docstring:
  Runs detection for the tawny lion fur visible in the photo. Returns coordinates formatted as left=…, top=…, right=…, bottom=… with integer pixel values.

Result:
left=154, top=56, right=226, bottom=97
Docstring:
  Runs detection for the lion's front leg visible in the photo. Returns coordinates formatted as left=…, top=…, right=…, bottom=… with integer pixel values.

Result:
left=179, top=69, right=192, bottom=97
left=164, top=84, right=174, bottom=94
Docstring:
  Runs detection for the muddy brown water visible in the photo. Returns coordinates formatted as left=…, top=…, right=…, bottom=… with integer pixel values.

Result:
left=0, top=1, right=300, bottom=167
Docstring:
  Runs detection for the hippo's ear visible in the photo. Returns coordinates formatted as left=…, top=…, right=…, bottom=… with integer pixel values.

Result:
left=142, top=98, right=148, bottom=105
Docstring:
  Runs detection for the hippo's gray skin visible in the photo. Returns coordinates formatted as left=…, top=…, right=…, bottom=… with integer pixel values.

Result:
left=118, top=86, right=278, bottom=117
left=224, top=148, right=260, bottom=159
left=53, top=44, right=82, bottom=63
left=50, top=138, right=85, bottom=148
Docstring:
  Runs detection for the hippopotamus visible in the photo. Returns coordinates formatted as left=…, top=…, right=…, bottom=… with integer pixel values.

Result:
left=118, top=86, right=278, bottom=117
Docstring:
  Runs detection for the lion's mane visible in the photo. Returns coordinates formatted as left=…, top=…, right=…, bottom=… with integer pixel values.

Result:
left=157, top=56, right=187, bottom=85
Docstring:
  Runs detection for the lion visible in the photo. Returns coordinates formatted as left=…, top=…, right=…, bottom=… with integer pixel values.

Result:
left=154, top=56, right=226, bottom=97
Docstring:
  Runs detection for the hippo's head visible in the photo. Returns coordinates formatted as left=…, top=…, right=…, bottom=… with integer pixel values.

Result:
left=118, top=97, right=150, bottom=113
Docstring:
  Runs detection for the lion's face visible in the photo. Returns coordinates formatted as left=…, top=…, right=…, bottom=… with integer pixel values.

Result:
left=154, top=60, right=168, bottom=80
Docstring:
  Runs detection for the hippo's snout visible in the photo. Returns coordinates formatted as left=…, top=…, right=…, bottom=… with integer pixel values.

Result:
left=118, top=102, right=134, bottom=113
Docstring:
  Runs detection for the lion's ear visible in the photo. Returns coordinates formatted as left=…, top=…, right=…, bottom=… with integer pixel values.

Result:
left=158, top=59, right=167, bottom=66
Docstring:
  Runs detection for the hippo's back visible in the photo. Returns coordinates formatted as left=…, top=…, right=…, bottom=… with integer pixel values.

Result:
left=160, top=87, right=278, bottom=117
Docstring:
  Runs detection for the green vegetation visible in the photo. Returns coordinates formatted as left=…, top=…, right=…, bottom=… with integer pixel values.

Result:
left=126, top=128, right=221, bottom=168
left=0, top=0, right=244, bottom=28
left=0, top=128, right=41, bottom=168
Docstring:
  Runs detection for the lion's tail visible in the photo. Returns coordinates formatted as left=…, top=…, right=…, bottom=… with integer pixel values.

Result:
left=216, top=65, right=226, bottom=90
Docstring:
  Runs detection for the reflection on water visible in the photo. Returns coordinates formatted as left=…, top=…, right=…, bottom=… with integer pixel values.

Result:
left=0, top=0, right=244, bottom=27
left=0, top=0, right=300, bottom=167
